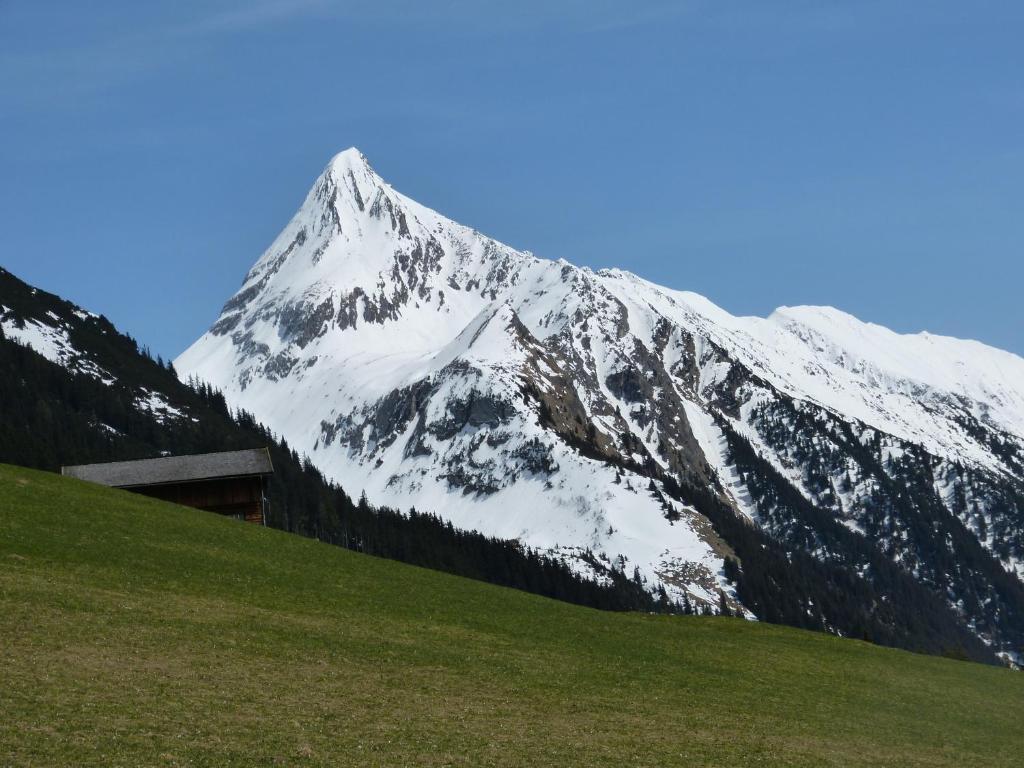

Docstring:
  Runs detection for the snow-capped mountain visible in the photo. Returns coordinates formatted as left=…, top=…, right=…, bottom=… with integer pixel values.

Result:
left=177, top=149, right=1024, bottom=657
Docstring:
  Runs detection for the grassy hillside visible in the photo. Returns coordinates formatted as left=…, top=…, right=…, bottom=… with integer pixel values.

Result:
left=2, top=464, right=1022, bottom=767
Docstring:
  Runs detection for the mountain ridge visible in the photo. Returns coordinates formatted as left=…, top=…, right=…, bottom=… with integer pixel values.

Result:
left=176, top=148, right=1024, bottom=660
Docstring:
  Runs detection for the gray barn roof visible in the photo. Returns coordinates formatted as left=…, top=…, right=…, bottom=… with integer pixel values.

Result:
left=62, top=448, right=274, bottom=488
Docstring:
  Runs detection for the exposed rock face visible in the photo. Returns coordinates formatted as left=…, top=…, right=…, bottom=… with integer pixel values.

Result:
left=177, top=148, right=1024, bottom=659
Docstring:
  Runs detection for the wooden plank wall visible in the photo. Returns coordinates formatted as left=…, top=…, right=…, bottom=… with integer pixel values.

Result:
left=130, top=476, right=264, bottom=524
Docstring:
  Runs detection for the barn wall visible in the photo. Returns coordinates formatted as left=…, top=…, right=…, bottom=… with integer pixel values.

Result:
left=130, top=476, right=264, bottom=524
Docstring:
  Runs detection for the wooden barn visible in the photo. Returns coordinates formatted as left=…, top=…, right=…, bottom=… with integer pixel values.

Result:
left=62, top=448, right=273, bottom=525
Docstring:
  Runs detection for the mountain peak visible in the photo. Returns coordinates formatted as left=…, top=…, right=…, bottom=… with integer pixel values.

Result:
left=325, top=147, right=378, bottom=183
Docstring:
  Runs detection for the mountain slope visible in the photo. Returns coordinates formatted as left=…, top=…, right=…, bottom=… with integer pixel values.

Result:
left=0, top=265, right=674, bottom=613
left=4, top=463, right=1023, bottom=767
left=177, top=149, right=1024, bottom=660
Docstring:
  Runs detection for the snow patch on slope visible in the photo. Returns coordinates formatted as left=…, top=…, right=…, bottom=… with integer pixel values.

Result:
left=681, top=398, right=758, bottom=521
left=1, top=312, right=76, bottom=367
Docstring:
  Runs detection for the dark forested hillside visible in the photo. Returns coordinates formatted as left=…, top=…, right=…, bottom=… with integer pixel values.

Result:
left=0, top=267, right=672, bottom=614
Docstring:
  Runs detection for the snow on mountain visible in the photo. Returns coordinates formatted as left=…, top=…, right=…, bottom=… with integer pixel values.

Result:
left=1, top=302, right=116, bottom=385
left=177, top=149, right=1024, bottom=645
left=0, top=269, right=188, bottom=423
left=596, top=270, right=1024, bottom=471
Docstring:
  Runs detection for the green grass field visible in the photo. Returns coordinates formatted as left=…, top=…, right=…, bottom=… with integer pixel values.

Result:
left=2, top=463, right=1022, bottom=767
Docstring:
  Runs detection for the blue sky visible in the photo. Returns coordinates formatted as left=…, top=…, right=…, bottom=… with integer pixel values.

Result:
left=2, top=1, right=1022, bottom=358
